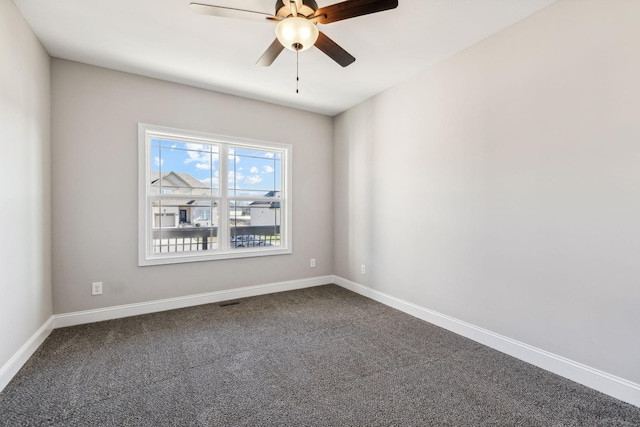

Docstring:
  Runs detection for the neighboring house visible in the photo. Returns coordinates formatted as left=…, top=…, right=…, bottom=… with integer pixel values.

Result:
left=151, top=171, right=215, bottom=227
left=250, top=191, right=281, bottom=226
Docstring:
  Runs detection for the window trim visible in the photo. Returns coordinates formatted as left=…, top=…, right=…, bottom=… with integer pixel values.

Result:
left=138, top=123, right=292, bottom=266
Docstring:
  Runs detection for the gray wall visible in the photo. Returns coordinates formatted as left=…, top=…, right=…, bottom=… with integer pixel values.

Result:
left=51, top=60, right=333, bottom=314
left=6, top=0, right=639, bottom=395
left=0, top=0, right=52, bottom=368
left=334, top=0, right=640, bottom=384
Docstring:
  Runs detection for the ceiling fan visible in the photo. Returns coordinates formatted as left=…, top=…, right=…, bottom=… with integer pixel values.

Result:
left=190, top=0, right=399, bottom=67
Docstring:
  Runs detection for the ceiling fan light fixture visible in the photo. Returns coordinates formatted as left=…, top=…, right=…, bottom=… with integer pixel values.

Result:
left=275, top=17, right=318, bottom=51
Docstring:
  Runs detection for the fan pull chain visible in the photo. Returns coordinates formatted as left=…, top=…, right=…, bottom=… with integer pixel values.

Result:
left=296, top=48, right=299, bottom=94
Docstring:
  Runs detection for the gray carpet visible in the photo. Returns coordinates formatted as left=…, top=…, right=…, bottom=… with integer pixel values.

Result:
left=1, top=285, right=639, bottom=426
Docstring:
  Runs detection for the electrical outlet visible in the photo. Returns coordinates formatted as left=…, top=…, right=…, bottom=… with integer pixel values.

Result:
left=92, top=282, right=103, bottom=296
left=310, top=258, right=316, bottom=268
left=361, top=264, right=366, bottom=275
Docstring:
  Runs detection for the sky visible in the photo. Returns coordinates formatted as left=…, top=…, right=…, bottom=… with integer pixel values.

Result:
left=151, top=138, right=282, bottom=197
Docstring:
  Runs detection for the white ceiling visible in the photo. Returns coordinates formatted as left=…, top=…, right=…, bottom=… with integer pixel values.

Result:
left=14, top=0, right=557, bottom=116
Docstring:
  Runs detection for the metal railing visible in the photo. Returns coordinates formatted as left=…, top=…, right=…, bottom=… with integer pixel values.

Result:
left=152, top=226, right=280, bottom=253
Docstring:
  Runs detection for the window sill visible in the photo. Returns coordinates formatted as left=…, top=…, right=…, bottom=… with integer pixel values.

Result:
left=138, top=247, right=292, bottom=266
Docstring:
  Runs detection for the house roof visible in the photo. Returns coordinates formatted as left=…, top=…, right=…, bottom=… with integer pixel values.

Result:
left=251, top=191, right=281, bottom=209
left=151, top=171, right=210, bottom=190
left=151, top=172, right=213, bottom=206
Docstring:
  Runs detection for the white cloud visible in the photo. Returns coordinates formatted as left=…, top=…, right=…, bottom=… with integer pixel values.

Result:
left=264, top=152, right=274, bottom=158
left=154, top=157, right=164, bottom=167
left=245, top=175, right=263, bottom=185
left=262, top=165, right=274, bottom=173
left=250, top=166, right=259, bottom=173
left=184, top=143, right=206, bottom=163
left=184, top=143, right=218, bottom=170
left=228, top=171, right=245, bottom=183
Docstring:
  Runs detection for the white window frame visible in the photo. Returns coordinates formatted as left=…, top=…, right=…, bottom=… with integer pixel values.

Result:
left=138, top=123, right=292, bottom=266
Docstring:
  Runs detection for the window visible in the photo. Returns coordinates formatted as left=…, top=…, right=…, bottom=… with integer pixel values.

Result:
left=138, top=124, right=291, bottom=266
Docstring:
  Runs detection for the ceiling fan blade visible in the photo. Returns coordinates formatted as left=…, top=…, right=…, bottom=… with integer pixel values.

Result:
left=257, top=39, right=285, bottom=67
left=190, top=3, right=271, bottom=22
left=315, top=31, right=355, bottom=67
left=314, top=0, right=398, bottom=24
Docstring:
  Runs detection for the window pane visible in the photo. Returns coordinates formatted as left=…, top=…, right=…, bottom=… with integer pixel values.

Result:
left=141, top=124, right=290, bottom=265
left=229, top=200, right=281, bottom=249
left=228, top=147, right=281, bottom=197
left=151, top=198, right=219, bottom=253
left=151, top=139, right=219, bottom=196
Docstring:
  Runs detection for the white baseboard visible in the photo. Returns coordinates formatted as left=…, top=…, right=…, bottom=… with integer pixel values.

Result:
left=53, top=275, right=334, bottom=328
left=0, top=316, right=54, bottom=393
left=7, top=276, right=639, bottom=408
left=333, top=275, right=640, bottom=408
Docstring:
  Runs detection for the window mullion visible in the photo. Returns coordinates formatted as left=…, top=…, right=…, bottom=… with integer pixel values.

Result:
left=219, top=144, right=229, bottom=250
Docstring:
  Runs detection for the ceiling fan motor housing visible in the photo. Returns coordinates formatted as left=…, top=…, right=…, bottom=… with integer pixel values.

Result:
left=275, top=0, right=318, bottom=17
